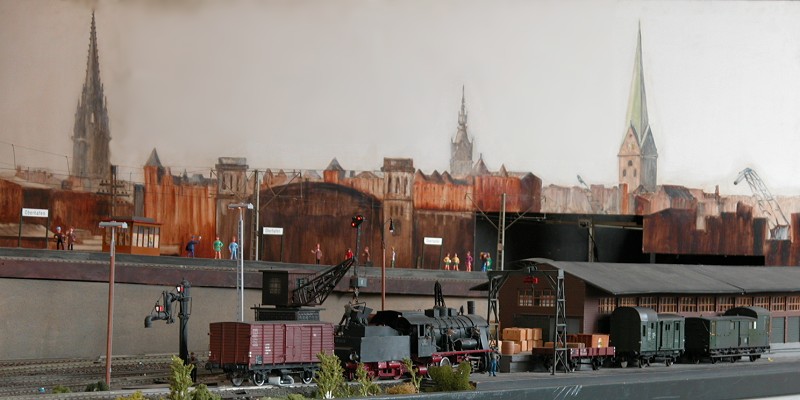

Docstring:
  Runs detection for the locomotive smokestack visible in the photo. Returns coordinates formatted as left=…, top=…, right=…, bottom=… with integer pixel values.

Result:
left=467, top=301, right=475, bottom=315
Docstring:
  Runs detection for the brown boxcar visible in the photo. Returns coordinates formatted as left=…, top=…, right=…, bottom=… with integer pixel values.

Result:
left=208, top=321, right=334, bottom=386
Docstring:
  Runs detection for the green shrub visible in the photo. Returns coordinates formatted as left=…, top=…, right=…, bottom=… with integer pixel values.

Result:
left=313, top=351, right=348, bottom=399
left=53, top=385, right=72, bottom=393
left=116, top=391, right=148, bottom=400
left=286, top=394, right=310, bottom=400
left=353, top=363, right=381, bottom=397
left=85, top=380, right=109, bottom=392
left=190, top=384, right=219, bottom=400
left=384, top=382, right=417, bottom=395
left=427, top=362, right=474, bottom=392
left=166, top=355, right=220, bottom=400
left=401, top=358, right=423, bottom=393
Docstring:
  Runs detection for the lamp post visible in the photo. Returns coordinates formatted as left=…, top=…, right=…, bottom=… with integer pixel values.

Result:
left=381, top=218, right=395, bottom=311
left=228, top=203, right=253, bottom=322
left=98, top=220, right=128, bottom=387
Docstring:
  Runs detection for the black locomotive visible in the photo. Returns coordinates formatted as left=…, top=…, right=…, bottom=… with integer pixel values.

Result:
left=335, top=299, right=491, bottom=379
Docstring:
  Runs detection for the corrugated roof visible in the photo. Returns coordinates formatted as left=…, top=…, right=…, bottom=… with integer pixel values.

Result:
left=510, top=260, right=800, bottom=295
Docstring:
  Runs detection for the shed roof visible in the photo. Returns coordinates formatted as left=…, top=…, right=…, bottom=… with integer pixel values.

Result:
left=504, top=260, right=800, bottom=295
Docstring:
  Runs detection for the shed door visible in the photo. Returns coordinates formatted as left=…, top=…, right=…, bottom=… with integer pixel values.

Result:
left=771, top=317, right=785, bottom=343
left=788, top=317, right=800, bottom=343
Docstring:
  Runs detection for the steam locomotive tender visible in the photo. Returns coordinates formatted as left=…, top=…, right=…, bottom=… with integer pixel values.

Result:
left=335, top=301, right=491, bottom=379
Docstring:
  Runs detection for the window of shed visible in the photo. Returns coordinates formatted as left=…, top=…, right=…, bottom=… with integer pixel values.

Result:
left=717, top=296, right=734, bottom=313
left=268, top=278, right=282, bottom=295
left=788, top=296, right=800, bottom=311
left=771, top=296, right=786, bottom=311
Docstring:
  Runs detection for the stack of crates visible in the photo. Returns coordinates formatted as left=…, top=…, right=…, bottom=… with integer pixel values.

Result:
left=567, top=333, right=609, bottom=348
left=500, top=327, right=544, bottom=355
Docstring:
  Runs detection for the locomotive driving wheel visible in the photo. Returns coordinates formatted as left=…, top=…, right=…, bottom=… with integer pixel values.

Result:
left=439, top=357, right=451, bottom=367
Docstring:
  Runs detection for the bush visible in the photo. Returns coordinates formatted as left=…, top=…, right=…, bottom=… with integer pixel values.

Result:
left=401, top=358, right=422, bottom=393
left=426, top=362, right=474, bottom=392
left=116, top=391, right=148, bottom=400
left=313, top=351, right=348, bottom=399
left=166, top=355, right=221, bottom=400
left=53, top=385, right=72, bottom=393
left=85, top=380, right=109, bottom=392
left=384, top=382, right=418, bottom=395
left=287, top=394, right=310, bottom=400
left=353, top=363, right=381, bottom=397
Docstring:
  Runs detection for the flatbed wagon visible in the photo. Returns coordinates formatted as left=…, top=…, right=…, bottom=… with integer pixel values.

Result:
left=531, top=346, right=616, bottom=371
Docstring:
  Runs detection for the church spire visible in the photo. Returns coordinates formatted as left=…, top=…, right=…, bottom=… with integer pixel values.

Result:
left=72, top=11, right=111, bottom=179
left=618, top=22, right=658, bottom=193
left=625, top=22, right=649, bottom=142
left=450, top=85, right=474, bottom=177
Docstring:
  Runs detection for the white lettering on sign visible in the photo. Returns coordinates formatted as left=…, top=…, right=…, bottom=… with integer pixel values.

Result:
left=424, top=237, right=443, bottom=245
left=22, top=208, right=49, bottom=218
left=262, top=227, right=284, bottom=236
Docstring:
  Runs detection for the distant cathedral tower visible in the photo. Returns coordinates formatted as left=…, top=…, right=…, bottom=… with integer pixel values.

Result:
left=618, top=24, right=658, bottom=193
left=450, top=86, right=474, bottom=177
left=72, top=12, right=111, bottom=179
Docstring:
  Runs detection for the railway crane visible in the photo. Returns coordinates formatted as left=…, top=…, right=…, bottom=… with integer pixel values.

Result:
left=734, top=167, right=790, bottom=240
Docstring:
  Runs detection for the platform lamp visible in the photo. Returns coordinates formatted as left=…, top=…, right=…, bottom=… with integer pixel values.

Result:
left=228, top=203, right=253, bottom=322
left=98, top=220, right=128, bottom=387
left=381, top=218, right=395, bottom=310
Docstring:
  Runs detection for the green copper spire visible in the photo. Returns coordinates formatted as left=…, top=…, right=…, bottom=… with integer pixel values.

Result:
left=625, top=22, right=649, bottom=143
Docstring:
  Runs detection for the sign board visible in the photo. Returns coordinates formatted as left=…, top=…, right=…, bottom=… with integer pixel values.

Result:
left=262, top=227, right=284, bottom=236
left=423, top=237, right=443, bottom=245
left=22, top=208, right=48, bottom=218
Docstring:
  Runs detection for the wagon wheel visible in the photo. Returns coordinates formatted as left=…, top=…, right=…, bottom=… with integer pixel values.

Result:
left=749, top=355, right=758, bottom=362
left=230, top=372, right=245, bottom=387
left=619, top=358, right=628, bottom=368
left=302, top=369, right=314, bottom=384
left=591, top=358, right=601, bottom=371
left=710, top=357, right=717, bottom=364
left=252, top=371, right=266, bottom=387
left=665, top=358, right=673, bottom=367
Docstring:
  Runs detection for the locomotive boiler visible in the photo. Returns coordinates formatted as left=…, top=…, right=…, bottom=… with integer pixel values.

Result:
left=335, top=299, right=491, bottom=379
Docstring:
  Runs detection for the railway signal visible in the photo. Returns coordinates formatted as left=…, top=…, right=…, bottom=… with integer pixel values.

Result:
left=351, top=215, right=364, bottom=228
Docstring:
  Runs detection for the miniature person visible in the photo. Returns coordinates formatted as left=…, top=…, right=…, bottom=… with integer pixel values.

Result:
left=311, top=243, right=322, bottom=264
left=345, top=247, right=354, bottom=260
left=212, top=236, right=224, bottom=259
left=466, top=251, right=473, bottom=272
left=489, top=346, right=500, bottom=376
left=485, top=253, right=493, bottom=271
left=189, top=352, right=198, bottom=382
left=391, top=246, right=397, bottom=268
left=452, top=253, right=460, bottom=271
left=54, top=227, right=65, bottom=250
left=362, top=246, right=372, bottom=266
left=443, top=253, right=452, bottom=271
left=185, top=235, right=201, bottom=257
left=229, top=236, right=239, bottom=260
left=66, top=227, right=76, bottom=251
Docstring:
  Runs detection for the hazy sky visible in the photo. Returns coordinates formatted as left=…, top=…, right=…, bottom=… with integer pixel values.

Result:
left=1, top=0, right=800, bottom=196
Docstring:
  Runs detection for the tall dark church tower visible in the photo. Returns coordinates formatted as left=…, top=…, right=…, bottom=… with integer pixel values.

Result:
left=618, top=24, right=658, bottom=193
left=72, top=12, right=111, bottom=179
left=450, top=86, right=474, bottom=177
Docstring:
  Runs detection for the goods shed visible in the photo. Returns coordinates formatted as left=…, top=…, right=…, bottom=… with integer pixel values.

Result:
left=496, top=260, right=800, bottom=344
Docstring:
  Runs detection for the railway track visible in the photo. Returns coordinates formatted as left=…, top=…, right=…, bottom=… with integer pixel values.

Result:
left=0, top=354, right=175, bottom=397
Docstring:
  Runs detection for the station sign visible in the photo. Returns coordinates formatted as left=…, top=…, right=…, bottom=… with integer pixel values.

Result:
left=262, top=227, right=284, bottom=236
left=423, top=237, right=442, bottom=245
left=21, top=208, right=48, bottom=218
